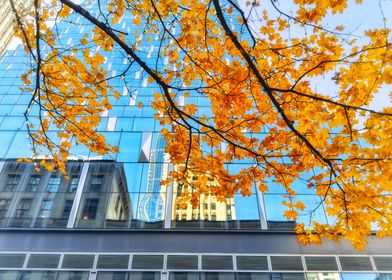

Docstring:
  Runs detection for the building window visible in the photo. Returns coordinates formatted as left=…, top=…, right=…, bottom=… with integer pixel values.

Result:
left=26, top=175, right=40, bottom=192
left=211, top=215, right=216, bottom=221
left=46, top=176, right=61, bottom=192
left=82, top=199, right=99, bottom=220
left=89, top=175, right=104, bottom=192
left=211, top=204, right=216, bottom=210
left=0, top=199, right=10, bottom=218
left=16, top=199, right=32, bottom=218
left=68, top=176, right=79, bottom=192
left=62, top=200, right=74, bottom=218
left=39, top=199, right=53, bottom=218
left=4, top=174, right=20, bottom=191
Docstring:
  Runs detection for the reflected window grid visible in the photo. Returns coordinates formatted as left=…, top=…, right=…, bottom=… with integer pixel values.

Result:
left=26, top=175, right=40, bottom=192
left=46, top=176, right=61, bottom=192
left=4, top=174, right=20, bottom=191
left=16, top=198, right=32, bottom=218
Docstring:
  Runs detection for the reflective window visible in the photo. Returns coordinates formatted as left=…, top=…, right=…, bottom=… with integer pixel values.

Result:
left=26, top=175, right=40, bottom=192
left=236, top=273, right=270, bottom=280
left=0, top=271, right=21, bottom=280
left=57, top=271, right=89, bottom=280
left=4, top=174, right=20, bottom=192
left=0, top=131, right=14, bottom=158
left=39, top=200, right=53, bottom=218
left=341, top=273, right=377, bottom=280
left=68, top=176, right=79, bottom=192
left=378, top=274, right=392, bottom=280
left=269, top=273, right=306, bottom=280
left=89, top=175, right=104, bottom=192
left=16, top=198, right=32, bottom=218
left=20, top=270, right=57, bottom=280
left=62, top=200, right=74, bottom=219
left=97, top=272, right=160, bottom=280
left=81, top=198, right=99, bottom=220
left=170, top=272, right=200, bottom=280
left=306, top=273, right=341, bottom=280
left=46, top=176, right=61, bottom=192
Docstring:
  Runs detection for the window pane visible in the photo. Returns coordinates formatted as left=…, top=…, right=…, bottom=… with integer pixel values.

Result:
left=341, top=273, right=377, bottom=280
left=4, top=174, right=20, bottom=192
left=20, top=271, right=57, bottom=280
left=68, top=176, right=79, bottom=192
left=16, top=199, right=32, bottom=218
left=96, top=272, right=127, bottom=280
left=170, top=272, right=200, bottom=280
left=0, top=271, right=21, bottom=280
left=57, top=271, right=89, bottom=280
left=46, top=176, right=61, bottom=192
left=26, top=175, right=40, bottom=192
left=82, top=199, right=99, bottom=220
left=306, top=273, right=341, bottom=280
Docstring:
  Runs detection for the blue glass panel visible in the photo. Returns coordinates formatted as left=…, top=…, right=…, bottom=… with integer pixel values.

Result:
left=0, top=131, right=15, bottom=158
left=294, top=195, right=328, bottom=225
left=264, top=194, right=286, bottom=221
left=5, top=132, right=31, bottom=158
left=117, top=132, right=141, bottom=162
left=133, top=117, right=155, bottom=131
left=0, top=117, right=24, bottom=130
left=378, top=274, right=392, bottom=280
left=234, top=194, right=259, bottom=220
left=123, top=163, right=144, bottom=192
left=341, top=273, right=377, bottom=280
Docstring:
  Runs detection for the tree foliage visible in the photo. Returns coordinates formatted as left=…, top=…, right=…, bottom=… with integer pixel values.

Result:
left=9, top=0, right=392, bottom=249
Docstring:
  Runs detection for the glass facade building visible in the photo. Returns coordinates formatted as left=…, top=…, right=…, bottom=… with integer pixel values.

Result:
left=0, top=1, right=391, bottom=280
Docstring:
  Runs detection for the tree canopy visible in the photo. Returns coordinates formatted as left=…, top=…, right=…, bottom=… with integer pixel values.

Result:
left=9, top=0, right=392, bottom=249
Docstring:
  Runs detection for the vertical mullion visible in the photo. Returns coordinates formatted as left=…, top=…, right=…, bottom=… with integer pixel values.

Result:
left=67, top=162, right=90, bottom=228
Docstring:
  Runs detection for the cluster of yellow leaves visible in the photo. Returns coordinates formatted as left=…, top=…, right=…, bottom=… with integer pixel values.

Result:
left=14, top=0, right=119, bottom=173
left=136, top=0, right=392, bottom=250
left=14, top=0, right=392, bottom=250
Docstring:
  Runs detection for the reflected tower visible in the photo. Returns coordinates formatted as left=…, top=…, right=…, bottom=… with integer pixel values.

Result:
left=138, top=134, right=168, bottom=222
left=172, top=173, right=236, bottom=226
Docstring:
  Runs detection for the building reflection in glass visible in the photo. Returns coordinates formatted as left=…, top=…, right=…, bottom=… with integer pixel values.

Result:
left=0, top=160, right=133, bottom=229
left=76, top=161, right=131, bottom=228
left=137, top=134, right=168, bottom=224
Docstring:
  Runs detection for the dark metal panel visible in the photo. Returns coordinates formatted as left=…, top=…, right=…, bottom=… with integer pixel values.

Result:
left=305, top=256, right=338, bottom=271
left=167, top=255, right=198, bottom=270
left=0, top=230, right=391, bottom=255
left=97, top=255, right=129, bottom=269
left=236, top=256, right=268, bottom=270
left=373, top=257, right=392, bottom=271
left=339, top=256, right=373, bottom=271
left=0, top=254, right=25, bottom=268
left=62, top=254, right=95, bottom=269
left=270, top=256, right=303, bottom=271
left=27, top=254, right=60, bottom=268
left=132, top=255, right=164, bottom=269
left=202, top=255, right=233, bottom=270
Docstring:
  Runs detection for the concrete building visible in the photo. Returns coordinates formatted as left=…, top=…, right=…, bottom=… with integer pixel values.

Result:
left=0, top=160, right=131, bottom=229
left=0, top=1, right=391, bottom=279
